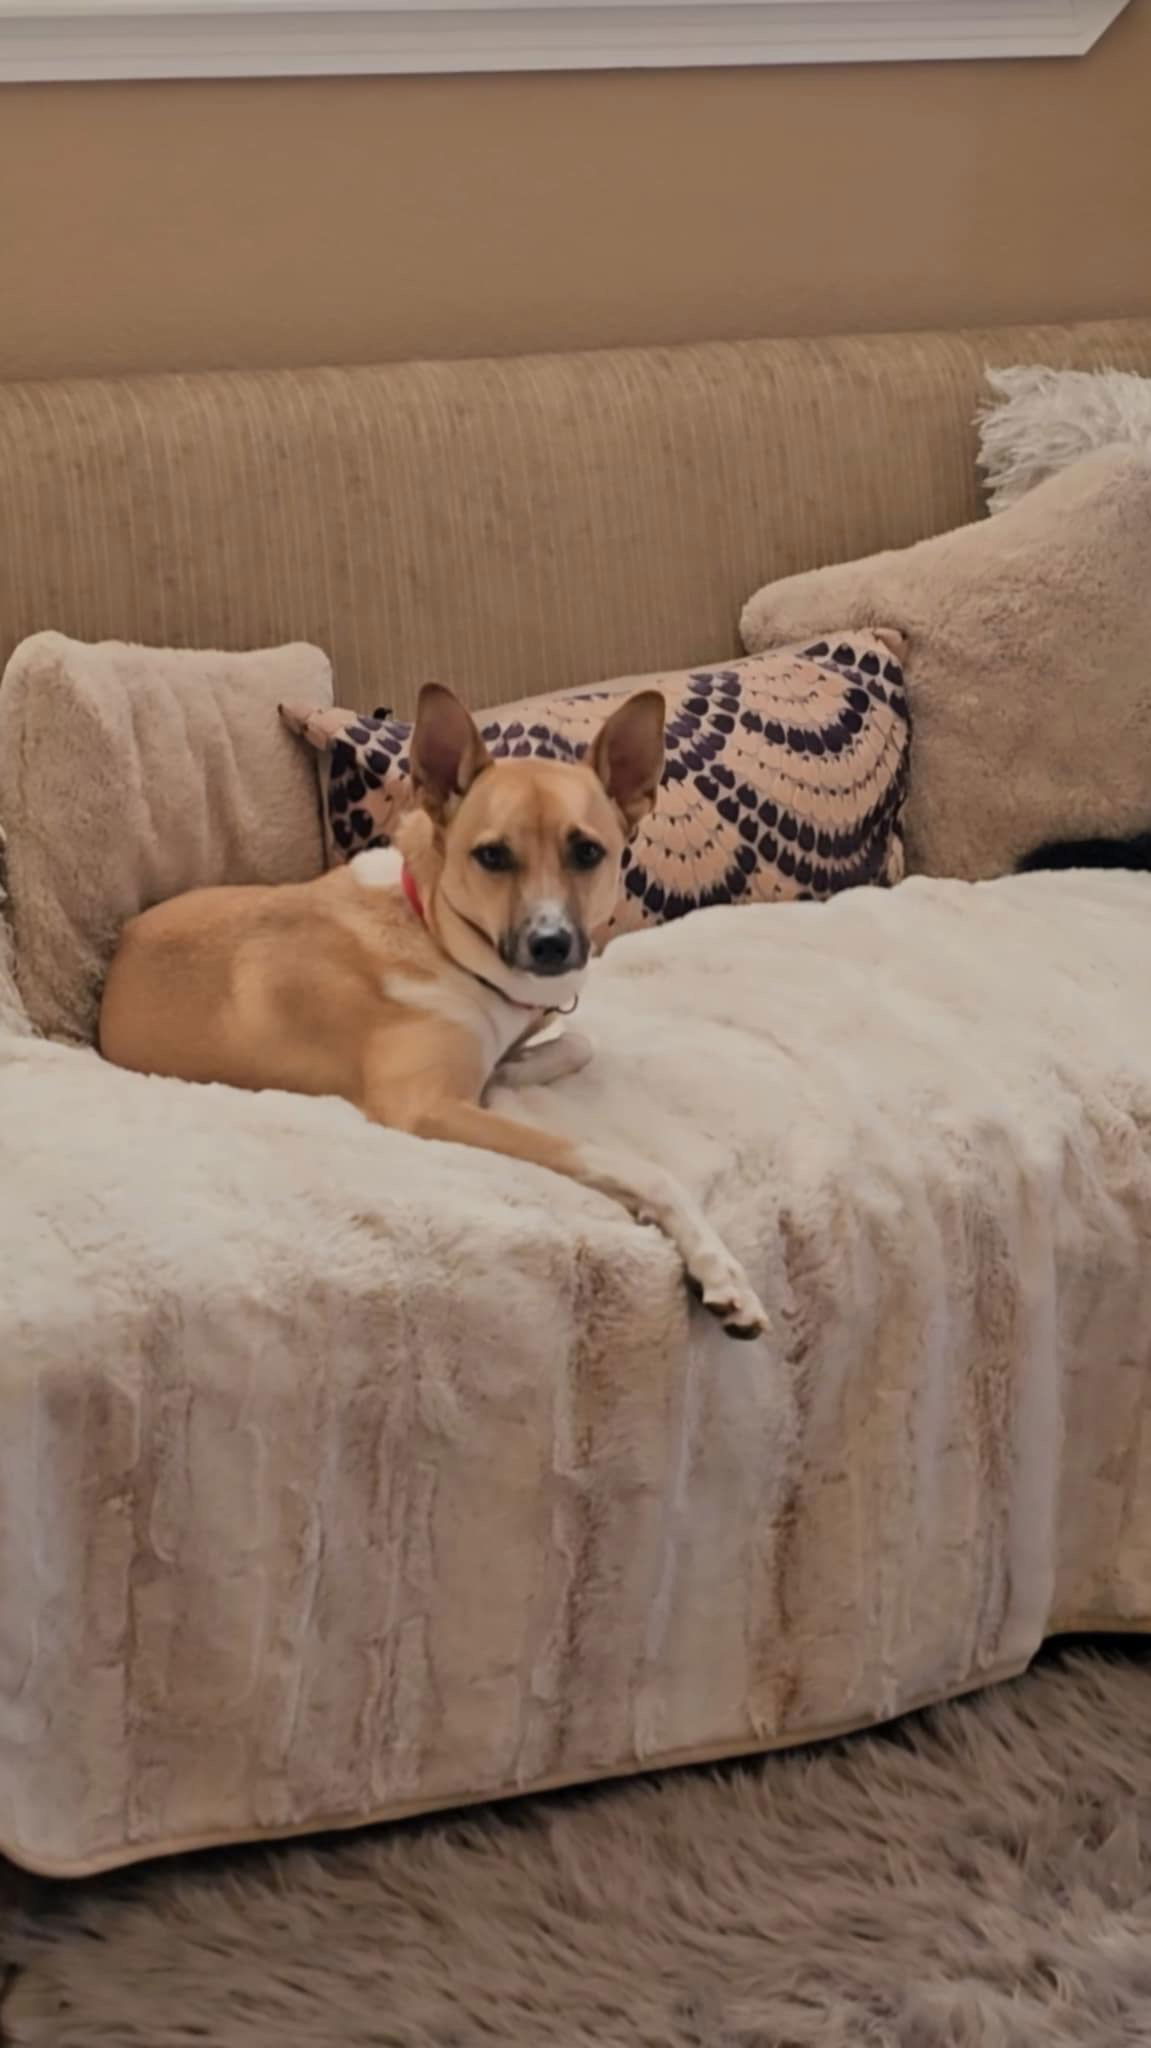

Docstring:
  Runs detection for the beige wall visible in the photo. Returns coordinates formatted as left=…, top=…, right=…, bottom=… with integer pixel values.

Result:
left=1, top=0, right=1149, bottom=382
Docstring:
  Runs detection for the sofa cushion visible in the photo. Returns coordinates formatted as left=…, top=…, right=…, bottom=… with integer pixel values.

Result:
left=282, top=636, right=911, bottom=940
left=1, top=870, right=1150, bottom=1876
left=740, top=449, right=1151, bottom=882
left=0, top=633, right=333, bottom=1043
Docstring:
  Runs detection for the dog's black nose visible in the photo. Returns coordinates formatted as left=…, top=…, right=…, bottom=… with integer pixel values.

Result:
left=527, top=927, right=575, bottom=974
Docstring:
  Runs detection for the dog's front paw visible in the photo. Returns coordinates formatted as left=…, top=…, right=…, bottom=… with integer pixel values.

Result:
left=549, top=1027, right=594, bottom=1079
left=686, top=1249, right=769, bottom=1342
left=499, top=1027, right=594, bottom=1090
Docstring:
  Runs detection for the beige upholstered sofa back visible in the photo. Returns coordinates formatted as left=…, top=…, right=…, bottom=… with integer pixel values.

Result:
left=2, top=319, right=1150, bottom=719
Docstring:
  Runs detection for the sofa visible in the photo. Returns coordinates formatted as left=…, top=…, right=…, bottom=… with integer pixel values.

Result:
left=2, top=317, right=1151, bottom=1879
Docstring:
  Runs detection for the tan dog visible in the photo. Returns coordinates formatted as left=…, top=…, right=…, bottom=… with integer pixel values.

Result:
left=100, top=684, right=767, bottom=1338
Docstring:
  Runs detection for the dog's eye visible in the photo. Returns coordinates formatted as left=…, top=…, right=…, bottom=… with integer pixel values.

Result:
left=568, top=836, right=606, bottom=872
left=471, top=840, right=515, bottom=873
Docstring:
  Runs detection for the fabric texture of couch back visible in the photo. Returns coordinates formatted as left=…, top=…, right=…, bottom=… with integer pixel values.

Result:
left=2, top=318, right=1150, bottom=719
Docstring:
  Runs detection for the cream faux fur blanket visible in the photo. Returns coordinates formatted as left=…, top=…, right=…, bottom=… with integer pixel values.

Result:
left=2, top=872, right=1151, bottom=1876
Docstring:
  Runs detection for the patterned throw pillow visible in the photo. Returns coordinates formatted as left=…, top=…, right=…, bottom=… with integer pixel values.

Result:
left=281, top=636, right=910, bottom=939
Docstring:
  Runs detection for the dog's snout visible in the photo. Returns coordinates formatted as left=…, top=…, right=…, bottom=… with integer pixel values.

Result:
left=511, top=908, right=585, bottom=978
left=528, top=926, right=575, bottom=971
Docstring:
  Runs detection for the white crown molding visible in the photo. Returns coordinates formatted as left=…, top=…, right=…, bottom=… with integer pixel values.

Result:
left=0, top=0, right=1131, bottom=82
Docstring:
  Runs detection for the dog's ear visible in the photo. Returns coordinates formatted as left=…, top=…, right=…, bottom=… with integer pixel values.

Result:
left=410, top=684, right=491, bottom=822
left=590, top=690, right=665, bottom=835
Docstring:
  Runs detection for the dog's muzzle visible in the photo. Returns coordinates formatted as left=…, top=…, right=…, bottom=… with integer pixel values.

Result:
left=505, top=910, right=588, bottom=978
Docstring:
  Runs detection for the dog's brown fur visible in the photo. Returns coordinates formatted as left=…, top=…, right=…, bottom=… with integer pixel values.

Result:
left=100, top=686, right=766, bottom=1337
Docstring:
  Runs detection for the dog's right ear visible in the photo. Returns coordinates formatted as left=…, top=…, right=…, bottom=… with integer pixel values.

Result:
left=409, top=684, right=491, bottom=823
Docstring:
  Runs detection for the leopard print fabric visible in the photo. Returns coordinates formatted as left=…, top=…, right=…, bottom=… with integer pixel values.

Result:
left=281, top=636, right=910, bottom=937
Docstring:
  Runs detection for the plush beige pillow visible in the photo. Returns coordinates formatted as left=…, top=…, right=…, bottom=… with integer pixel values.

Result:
left=0, top=633, right=333, bottom=1042
left=740, top=448, right=1151, bottom=882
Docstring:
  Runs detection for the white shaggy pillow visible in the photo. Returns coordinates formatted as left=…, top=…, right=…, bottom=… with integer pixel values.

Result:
left=978, top=364, right=1151, bottom=515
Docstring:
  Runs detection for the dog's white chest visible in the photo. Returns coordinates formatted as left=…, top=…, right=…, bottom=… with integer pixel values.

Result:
left=384, top=967, right=535, bottom=1077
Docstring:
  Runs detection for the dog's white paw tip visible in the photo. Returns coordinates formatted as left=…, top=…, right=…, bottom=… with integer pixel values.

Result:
left=686, top=1267, right=769, bottom=1343
left=723, top=1315, right=767, bottom=1342
left=708, top=1293, right=769, bottom=1341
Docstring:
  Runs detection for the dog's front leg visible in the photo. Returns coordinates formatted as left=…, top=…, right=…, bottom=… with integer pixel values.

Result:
left=492, top=1028, right=594, bottom=1092
left=560, top=1138, right=769, bottom=1341
left=364, top=1032, right=766, bottom=1340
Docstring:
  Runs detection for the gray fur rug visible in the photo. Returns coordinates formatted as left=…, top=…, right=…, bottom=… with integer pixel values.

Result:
left=4, top=1646, right=1151, bottom=2048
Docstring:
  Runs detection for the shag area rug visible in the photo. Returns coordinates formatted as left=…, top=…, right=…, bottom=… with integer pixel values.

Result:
left=3, top=1647, right=1151, bottom=2048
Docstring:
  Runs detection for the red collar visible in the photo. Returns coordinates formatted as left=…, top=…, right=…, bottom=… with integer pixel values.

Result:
left=399, top=860, right=576, bottom=1017
left=401, top=862, right=426, bottom=923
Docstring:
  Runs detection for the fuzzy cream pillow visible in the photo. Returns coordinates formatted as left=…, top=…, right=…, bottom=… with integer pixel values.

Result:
left=0, top=633, right=333, bottom=1042
left=740, top=448, right=1151, bottom=883
left=978, top=364, right=1151, bottom=515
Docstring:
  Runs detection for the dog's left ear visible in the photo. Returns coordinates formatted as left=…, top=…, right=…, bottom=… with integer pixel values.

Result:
left=410, top=683, right=491, bottom=823
left=590, top=690, right=665, bottom=835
